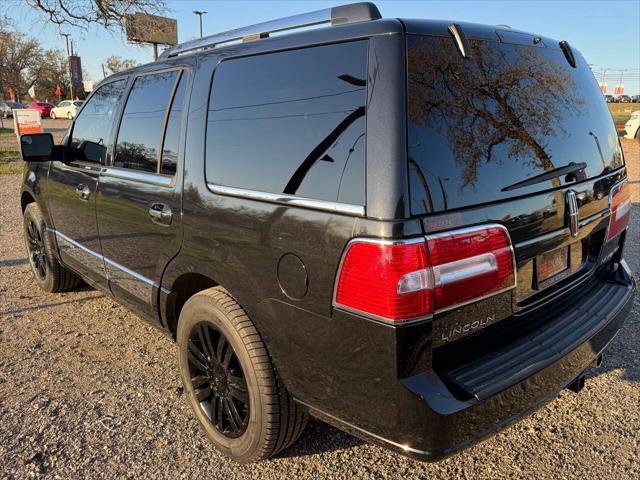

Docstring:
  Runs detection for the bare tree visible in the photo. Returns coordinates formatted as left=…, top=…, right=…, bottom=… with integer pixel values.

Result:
left=408, top=37, right=586, bottom=189
left=0, top=30, right=44, bottom=101
left=36, top=49, right=71, bottom=101
left=105, top=55, right=138, bottom=75
left=25, top=0, right=166, bottom=31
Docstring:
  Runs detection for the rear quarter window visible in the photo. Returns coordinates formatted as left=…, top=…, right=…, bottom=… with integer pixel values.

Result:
left=205, top=41, right=368, bottom=206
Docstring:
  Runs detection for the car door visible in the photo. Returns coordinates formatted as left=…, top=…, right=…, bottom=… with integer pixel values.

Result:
left=56, top=101, right=68, bottom=117
left=46, top=79, right=127, bottom=289
left=96, top=68, right=188, bottom=320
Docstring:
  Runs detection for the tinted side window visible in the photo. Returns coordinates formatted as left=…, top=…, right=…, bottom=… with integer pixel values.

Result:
left=160, top=72, right=186, bottom=176
left=114, top=71, right=178, bottom=173
left=206, top=41, right=367, bottom=205
left=70, top=79, right=126, bottom=164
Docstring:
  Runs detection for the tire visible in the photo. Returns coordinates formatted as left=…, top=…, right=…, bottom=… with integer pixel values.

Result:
left=635, top=127, right=639, bottom=140
left=177, top=286, right=307, bottom=463
left=50, top=111, right=56, bottom=119
left=23, top=203, right=81, bottom=293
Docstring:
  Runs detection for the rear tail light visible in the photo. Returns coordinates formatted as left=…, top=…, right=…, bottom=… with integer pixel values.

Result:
left=334, top=240, right=432, bottom=321
left=606, top=180, right=630, bottom=242
left=333, top=225, right=515, bottom=323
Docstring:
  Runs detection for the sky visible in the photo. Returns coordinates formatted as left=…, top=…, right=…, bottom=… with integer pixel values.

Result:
left=9, top=0, right=640, bottom=95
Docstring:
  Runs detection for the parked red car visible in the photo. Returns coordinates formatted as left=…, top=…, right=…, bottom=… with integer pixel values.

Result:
left=24, top=101, right=54, bottom=118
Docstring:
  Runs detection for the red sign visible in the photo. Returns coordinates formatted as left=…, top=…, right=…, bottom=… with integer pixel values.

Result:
left=599, top=82, right=607, bottom=94
left=614, top=85, right=624, bottom=95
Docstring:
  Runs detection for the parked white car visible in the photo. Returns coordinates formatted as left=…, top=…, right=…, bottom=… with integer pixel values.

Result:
left=624, top=110, right=639, bottom=140
left=50, top=100, right=84, bottom=120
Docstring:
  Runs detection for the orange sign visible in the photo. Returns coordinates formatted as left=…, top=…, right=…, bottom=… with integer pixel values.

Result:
left=13, top=109, right=44, bottom=139
left=614, top=85, right=624, bottom=95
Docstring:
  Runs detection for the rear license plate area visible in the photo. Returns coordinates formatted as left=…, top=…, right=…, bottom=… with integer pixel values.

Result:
left=536, top=246, right=570, bottom=289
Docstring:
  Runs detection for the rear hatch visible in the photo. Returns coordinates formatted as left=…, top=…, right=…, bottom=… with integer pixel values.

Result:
left=403, top=22, right=627, bottom=342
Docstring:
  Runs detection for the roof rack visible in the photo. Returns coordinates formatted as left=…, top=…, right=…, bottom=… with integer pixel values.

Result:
left=159, top=2, right=381, bottom=59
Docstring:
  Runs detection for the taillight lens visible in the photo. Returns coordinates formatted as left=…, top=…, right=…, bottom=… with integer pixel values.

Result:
left=607, top=180, right=631, bottom=242
left=335, top=241, right=432, bottom=321
left=334, top=225, right=516, bottom=323
left=427, top=227, right=515, bottom=311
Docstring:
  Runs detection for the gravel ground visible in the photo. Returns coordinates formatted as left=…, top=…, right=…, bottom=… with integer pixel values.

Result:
left=0, top=139, right=638, bottom=479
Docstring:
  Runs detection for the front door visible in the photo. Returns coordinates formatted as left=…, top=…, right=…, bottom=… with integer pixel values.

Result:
left=96, top=69, right=187, bottom=321
left=46, top=79, right=127, bottom=288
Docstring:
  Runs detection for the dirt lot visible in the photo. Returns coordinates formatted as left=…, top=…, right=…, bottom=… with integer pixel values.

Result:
left=0, top=139, right=638, bottom=479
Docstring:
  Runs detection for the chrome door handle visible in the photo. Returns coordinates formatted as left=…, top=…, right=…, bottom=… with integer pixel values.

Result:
left=149, top=203, right=172, bottom=226
left=75, top=184, right=91, bottom=201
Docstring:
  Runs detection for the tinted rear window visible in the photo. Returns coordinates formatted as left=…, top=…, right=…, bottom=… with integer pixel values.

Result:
left=407, top=35, right=623, bottom=214
left=114, top=70, right=179, bottom=173
left=206, top=41, right=367, bottom=206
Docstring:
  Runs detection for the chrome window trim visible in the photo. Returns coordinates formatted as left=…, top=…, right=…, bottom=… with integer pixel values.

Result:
left=51, top=228, right=170, bottom=294
left=101, top=167, right=174, bottom=187
left=207, top=183, right=365, bottom=216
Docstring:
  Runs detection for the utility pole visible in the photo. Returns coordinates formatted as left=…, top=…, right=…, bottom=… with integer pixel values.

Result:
left=61, top=33, right=73, bottom=100
left=618, top=69, right=628, bottom=95
left=193, top=10, right=207, bottom=38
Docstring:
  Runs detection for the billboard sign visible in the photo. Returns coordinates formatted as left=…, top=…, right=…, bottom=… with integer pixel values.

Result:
left=599, top=82, right=607, bottom=94
left=613, top=85, right=624, bottom=95
left=125, top=13, right=178, bottom=45
left=70, top=56, right=83, bottom=85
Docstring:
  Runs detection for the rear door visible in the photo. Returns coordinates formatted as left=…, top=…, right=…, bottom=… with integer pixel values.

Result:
left=96, top=68, right=188, bottom=321
left=404, top=29, right=627, bottom=338
left=46, top=79, right=127, bottom=288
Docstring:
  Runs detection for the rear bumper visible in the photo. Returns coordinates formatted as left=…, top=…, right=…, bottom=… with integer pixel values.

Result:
left=305, top=260, right=636, bottom=461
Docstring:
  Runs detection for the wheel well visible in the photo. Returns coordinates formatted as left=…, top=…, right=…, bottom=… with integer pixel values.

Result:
left=166, top=273, right=218, bottom=337
left=21, top=191, right=35, bottom=213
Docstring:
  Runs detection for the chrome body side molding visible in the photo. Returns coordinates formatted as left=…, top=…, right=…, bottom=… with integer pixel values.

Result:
left=207, top=183, right=365, bottom=216
left=51, top=229, right=170, bottom=302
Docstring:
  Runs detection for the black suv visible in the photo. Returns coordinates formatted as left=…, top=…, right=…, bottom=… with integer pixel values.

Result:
left=18, top=3, right=636, bottom=463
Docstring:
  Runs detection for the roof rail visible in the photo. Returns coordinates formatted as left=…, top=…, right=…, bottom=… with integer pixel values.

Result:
left=159, top=2, right=381, bottom=59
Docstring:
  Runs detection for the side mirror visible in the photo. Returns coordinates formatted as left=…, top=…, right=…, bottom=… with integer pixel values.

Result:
left=20, top=133, right=54, bottom=162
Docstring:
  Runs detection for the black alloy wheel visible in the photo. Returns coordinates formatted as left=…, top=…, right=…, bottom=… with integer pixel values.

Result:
left=177, top=286, right=308, bottom=462
left=26, top=216, right=47, bottom=281
left=187, top=322, right=250, bottom=438
left=22, top=203, right=81, bottom=293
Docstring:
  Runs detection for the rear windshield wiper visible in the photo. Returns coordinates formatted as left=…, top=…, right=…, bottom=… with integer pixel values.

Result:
left=501, top=162, right=587, bottom=192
